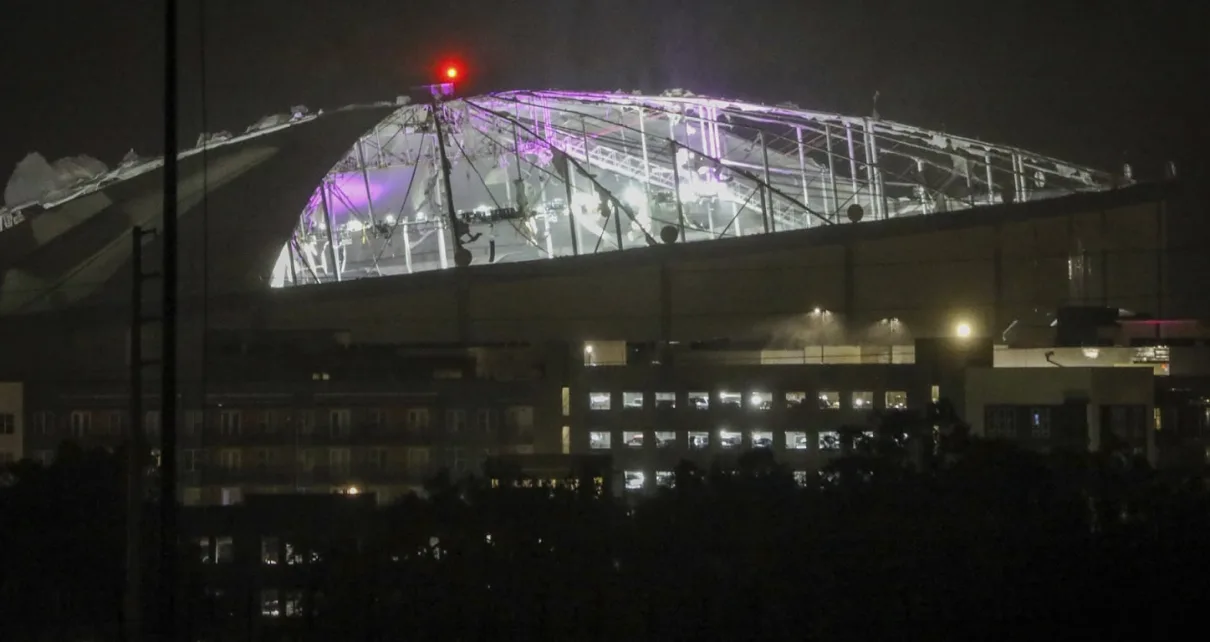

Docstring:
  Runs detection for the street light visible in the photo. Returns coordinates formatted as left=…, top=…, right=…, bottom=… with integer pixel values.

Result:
left=955, top=322, right=972, bottom=338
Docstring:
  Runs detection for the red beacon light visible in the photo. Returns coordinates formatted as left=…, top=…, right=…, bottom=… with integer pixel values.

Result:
left=429, top=62, right=463, bottom=99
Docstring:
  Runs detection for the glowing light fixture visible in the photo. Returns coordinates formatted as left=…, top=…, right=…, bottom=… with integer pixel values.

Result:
left=444, top=65, right=459, bottom=80
left=955, top=322, right=972, bottom=338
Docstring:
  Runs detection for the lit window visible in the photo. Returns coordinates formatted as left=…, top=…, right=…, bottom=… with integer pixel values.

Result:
left=624, top=471, right=645, bottom=491
left=215, top=536, right=235, bottom=563
left=654, top=392, right=676, bottom=409
left=718, top=391, right=742, bottom=408
left=793, top=471, right=810, bottom=487
left=851, top=391, right=873, bottom=409
left=818, top=392, right=840, bottom=410
left=750, top=392, right=773, bottom=410
left=623, top=431, right=644, bottom=448
left=655, top=471, right=675, bottom=488
left=285, top=543, right=304, bottom=565
left=688, top=392, right=709, bottom=409
left=284, top=591, right=304, bottom=618
left=589, top=431, right=612, bottom=450
left=818, top=431, right=841, bottom=451
left=197, top=537, right=213, bottom=564
left=589, top=393, right=611, bottom=411
left=930, top=385, right=940, bottom=403
left=785, top=392, right=807, bottom=408
left=719, top=430, right=742, bottom=449
left=751, top=431, right=773, bottom=448
left=622, top=392, right=644, bottom=409
left=260, top=590, right=281, bottom=618
left=261, top=537, right=280, bottom=565
left=885, top=391, right=908, bottom=409
left=561, top=387, right=571, bottom=416
left=688, top=431, right=709, bottom=449
left=654, top=431, right=675, bottom=448
left=786, top=431, right=808, bottom=450
left=1030, top=408, right=1051, bottom=438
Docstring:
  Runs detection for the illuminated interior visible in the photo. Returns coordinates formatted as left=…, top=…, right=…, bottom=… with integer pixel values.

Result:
left=269, top=90, right=1113, bottom=287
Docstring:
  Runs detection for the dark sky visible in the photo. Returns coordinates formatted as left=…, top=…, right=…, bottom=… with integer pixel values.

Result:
left=1, top=0, right=1205, bottom=181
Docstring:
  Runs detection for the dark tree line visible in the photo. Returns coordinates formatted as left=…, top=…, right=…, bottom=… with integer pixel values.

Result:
left=3, top=410, right=1210, bottom=642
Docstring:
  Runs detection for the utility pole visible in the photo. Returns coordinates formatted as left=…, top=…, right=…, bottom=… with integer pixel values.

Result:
left=159, top=0, right=181, bottom=639
left=125, top=226, right=159, bottom=642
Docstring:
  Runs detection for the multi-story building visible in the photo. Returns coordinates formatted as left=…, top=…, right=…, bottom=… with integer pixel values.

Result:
left=0, top=382, right=22, bottom=466
left=8, top=322, right=1210, bottom=501
left=181, top=493, right=380, bottom=632
left=16, top=332, right=553, bottom=504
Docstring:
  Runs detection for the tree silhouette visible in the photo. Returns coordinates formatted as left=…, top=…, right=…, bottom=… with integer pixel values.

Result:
left=6, top=412, right=1210, bottom=641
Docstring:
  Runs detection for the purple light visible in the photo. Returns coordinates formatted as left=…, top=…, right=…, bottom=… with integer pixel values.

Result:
left=303, top=170, right=407, bottom=229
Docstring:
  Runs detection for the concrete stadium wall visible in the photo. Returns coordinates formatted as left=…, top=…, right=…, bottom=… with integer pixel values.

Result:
left=0, top=106, right=395, bottom=315
left=233, top=182, right=1192, bottom=347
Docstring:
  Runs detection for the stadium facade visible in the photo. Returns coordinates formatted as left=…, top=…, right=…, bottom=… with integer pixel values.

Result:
left=1, top=90, right=1206, bottom=499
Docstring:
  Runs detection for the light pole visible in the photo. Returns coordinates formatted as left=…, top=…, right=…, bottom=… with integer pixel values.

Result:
left=427, top=70, right=470, bottom=267
left=159, top=0, right=181, bottom=639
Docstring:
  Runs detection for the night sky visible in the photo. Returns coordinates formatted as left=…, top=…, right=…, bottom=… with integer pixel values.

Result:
left=1, top=0, right=1205, bottom=183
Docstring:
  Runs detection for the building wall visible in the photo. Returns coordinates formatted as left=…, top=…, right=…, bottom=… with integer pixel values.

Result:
left=19, top=376, right=549, bottom=505
left=0, top=381, right=23, bottom=464
left=214, top=184, right=1181, bottom=348
left=993, top=346, right=1162, bottom=372
left=964, top=367, right=1155, bottom=460
left=566, top=362, right=927, bottom=491
left=0, top=183, right=1187, bottom=385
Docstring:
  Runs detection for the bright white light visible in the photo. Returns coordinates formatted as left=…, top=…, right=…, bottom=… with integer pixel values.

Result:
left=346, top=486, right=360, bottom=495
left=384, top=214, right=396, bottom=225
left=1082, top=347, right=1100, bottom=359
left=622, top=186, right=646, bottom=207
left=269, top=244, right=291, bottom=288
left=955, top=322, right=972, bottom=338
left=584, top=344, right=594, bottom=354
left=346, top=219, right=365, bottom=232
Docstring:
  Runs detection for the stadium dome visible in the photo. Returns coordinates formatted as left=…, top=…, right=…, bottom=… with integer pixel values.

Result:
left=0, top=89, right=1119, bottom=316
left=272, top=89, right=1115, bottom=286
